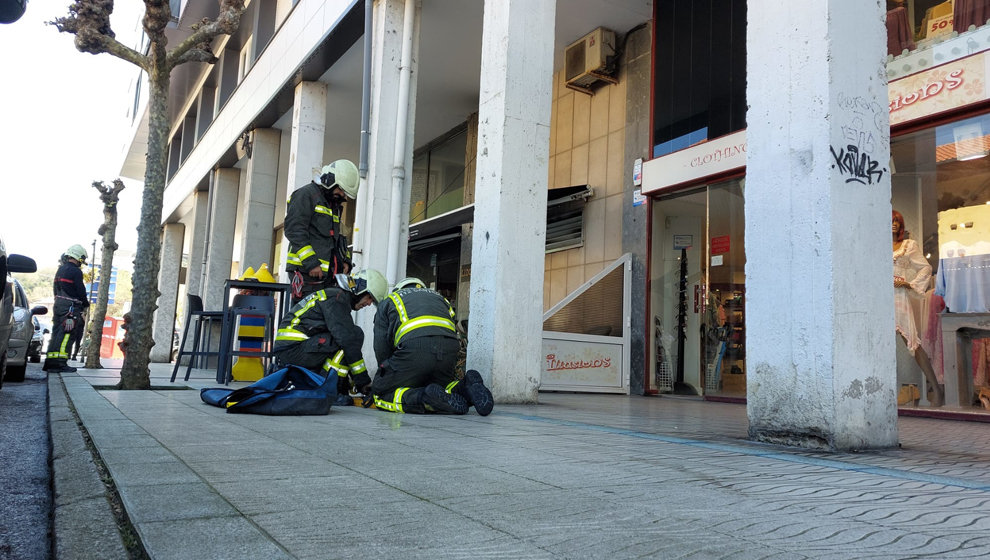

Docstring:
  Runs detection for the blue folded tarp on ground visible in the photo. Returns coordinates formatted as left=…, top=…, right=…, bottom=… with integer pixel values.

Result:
left=201, top=365, right=335, bottom=415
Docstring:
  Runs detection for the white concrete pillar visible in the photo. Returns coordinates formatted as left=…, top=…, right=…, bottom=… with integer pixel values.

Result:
left=278, top=81, right=327, bottom=284
left=467, top=0, right=555, bottom=404
left=746, top=1, right=897, bottom=450
left=239, top=128, right=281, bottom=271
left=203, top=168, right=240, bottom=311
left=186, top=190, right=210, bottom=297
left=355, top=0, right=421, bottom=370
left=151, top=222, right=184, bottom=362
left=359, top=0, right=419, bottom=283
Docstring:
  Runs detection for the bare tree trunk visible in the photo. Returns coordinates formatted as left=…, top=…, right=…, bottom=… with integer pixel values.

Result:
left=117, top=64, right=168, bottom=390
left=83, top=179, right=125, bottom=369
left=53, top=0, right=247, bottom=389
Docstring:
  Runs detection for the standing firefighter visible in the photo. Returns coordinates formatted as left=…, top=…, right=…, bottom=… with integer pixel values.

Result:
left=43, top=245, right=90, bottom=373
left=273, top=269, right=387, bottom=406
left=284, top=159, right=359, bottom=305
left=371, top=278, right=494, bottom=415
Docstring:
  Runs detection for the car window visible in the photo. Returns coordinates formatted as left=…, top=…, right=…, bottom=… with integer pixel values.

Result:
left=13, top=279, right=27, bottom=308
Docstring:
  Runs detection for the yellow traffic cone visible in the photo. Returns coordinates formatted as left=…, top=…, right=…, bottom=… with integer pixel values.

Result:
left=254, top=263, right=275, bottom=283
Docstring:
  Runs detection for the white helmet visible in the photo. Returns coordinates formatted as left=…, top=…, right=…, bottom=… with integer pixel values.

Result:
left=339, top=269, right=387, bottom=303
left=317, top=159, right=359, bottom=198
left=392, top=277, right=425, bottom=292
left=64, top=244, right=88, bottom=263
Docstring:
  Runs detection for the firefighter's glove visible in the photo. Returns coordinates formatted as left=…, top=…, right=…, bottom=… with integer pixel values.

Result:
left=350, top=372, right=372, bottom=395
left=361, top=393, right=375, bottom=408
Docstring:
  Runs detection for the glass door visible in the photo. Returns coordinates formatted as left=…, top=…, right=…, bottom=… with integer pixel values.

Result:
left=704, top=179, right=746, bottom=397
left=650, top=179, right=746, bottom=397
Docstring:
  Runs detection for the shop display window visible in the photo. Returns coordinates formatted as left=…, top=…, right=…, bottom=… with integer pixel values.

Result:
left=886, top=0, right=990, bottom=57
left=409, top=126, right=467, bottom=224
left=891, top=112, right=990, bottom=411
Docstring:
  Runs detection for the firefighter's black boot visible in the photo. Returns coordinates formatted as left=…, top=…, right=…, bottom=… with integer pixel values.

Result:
left=423, top=383, right=468, bottom=415
left=461, top=370, right=494, bottom=416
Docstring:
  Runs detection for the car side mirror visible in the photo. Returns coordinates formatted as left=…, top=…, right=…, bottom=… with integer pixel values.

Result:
left=31, top=306, right=48, bottom=316
left=8, top=254, right=37, bottom=274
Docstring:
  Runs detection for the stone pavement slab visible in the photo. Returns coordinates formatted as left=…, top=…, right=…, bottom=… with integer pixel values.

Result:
left=51, top=363, right=990, bottom=559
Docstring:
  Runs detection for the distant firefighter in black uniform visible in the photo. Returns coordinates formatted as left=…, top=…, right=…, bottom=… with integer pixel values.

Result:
left=43, top=245, right=90, bottom=373
left=371, top=278, right=493, bottom=415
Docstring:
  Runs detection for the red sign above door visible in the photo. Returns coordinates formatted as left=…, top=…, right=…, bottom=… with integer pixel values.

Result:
left=711, top=235, right=730, bottom=255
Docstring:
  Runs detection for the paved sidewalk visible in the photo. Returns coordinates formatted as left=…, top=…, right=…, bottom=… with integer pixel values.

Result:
left=52, top=361, right=990, bottom=559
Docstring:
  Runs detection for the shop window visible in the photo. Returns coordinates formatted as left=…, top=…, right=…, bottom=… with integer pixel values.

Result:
left=652, top=0, right=746, bottom=158
left=891, top=112, right=990, bottom=411
left=886, top=0, right=990, bottom=58
left=410, top=126, right=467, bottom=224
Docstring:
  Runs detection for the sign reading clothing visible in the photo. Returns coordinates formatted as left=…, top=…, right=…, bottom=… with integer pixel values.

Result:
left=641, top=130, right=747, bottom=194
left=642, top=52, right=990, bottom=193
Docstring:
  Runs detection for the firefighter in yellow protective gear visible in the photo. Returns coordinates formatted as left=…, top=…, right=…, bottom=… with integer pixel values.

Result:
left=370, top=277, right=493, bottom=415
left=43, top=245, right=90, bottom=373
left=284, top=159, right=359, bottom=305
left=273, top=269, right=386, bottom=406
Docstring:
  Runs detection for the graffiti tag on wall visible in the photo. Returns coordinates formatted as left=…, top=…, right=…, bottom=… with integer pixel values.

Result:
left=829, top=144, right=887, bottom=185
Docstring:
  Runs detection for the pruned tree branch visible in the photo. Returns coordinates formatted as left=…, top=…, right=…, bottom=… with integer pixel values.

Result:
left=50, top=0, right=148, bottom=70
left=167, top=1, right=245, bottom=71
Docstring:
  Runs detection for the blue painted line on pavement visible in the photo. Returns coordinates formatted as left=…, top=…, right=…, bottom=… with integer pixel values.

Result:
left=498, top=412, right=990, bottom=492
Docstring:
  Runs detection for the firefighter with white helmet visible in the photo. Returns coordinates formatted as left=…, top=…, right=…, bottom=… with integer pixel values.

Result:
left=284, top=158, right=360, bottom=305
left=369, top=278, right=494, bottom=415
left=273, top=269, right=387, bottom=405
left=43, top=245, right=90, bottom=373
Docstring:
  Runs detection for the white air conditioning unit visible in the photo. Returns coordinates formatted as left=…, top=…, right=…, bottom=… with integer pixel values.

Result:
left=564, top=27, right=617, bottom=94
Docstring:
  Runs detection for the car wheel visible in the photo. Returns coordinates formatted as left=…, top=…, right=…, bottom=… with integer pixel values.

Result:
left=0, top=353, right=6, bottom=390
left=6, top=363, right=25, bottom=383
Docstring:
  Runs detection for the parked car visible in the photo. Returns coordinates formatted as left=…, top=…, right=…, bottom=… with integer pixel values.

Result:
left=29, top=313, right=50, bottom=364
left=0, top=238, right=37, bottom=388
left=6, top=277, right=47, bottom=382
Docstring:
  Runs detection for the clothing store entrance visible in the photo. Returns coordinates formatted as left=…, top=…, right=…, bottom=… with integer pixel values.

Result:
left=649, top=178, right=747, bottom=398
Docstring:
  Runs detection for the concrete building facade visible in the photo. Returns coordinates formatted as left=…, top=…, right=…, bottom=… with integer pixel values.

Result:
left=117, top=0, right=990, bottom=451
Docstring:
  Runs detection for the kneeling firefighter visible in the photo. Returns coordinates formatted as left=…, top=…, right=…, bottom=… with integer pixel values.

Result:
left=43, top=245, right=90, bottom=373
left=273, top=269, right=387, bottom=405
left=371, top=277, right=494, bottom=415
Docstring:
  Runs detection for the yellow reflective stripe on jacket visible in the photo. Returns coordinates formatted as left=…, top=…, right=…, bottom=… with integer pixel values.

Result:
left=348, top=359, right=367, bottom=375
left=296, top=245, right=316, bottom=260
left=286, top=252, right=302, bottom=266
left=275, top=328, right=308, bottom=342
left=318, top=259, right=330, bottom=272
left=277, top=291, right=329, bottom=342
left=394, top=316, right=455, bottom=346
left=314, top=205, right=336, bottom=219
left=388, top=292, right=456, bottom=346
left=374, top=387, right=409, bottom=413
left=323, top=350, right=349, bottom=377
left=389, top=292, right=409, bottom=322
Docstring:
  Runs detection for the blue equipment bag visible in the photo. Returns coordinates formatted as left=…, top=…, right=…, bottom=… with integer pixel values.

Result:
left=200, top=365, right=336, bottom=415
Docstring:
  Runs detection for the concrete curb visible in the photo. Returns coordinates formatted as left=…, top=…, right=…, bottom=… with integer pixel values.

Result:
left=48, top=374, right=130, bottom=560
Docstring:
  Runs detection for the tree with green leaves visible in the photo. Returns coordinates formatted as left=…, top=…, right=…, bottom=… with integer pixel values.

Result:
left=52, top=1, right=246, bottom=389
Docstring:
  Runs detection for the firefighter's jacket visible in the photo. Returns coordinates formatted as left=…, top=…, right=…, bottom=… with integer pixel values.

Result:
left=284, top=181, right=352, bottom=277
left=373, top=287, right=457, bottom=364
left=52, top=260, right=89, bottom=317
left=274, top=288, right=367, bottom=377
